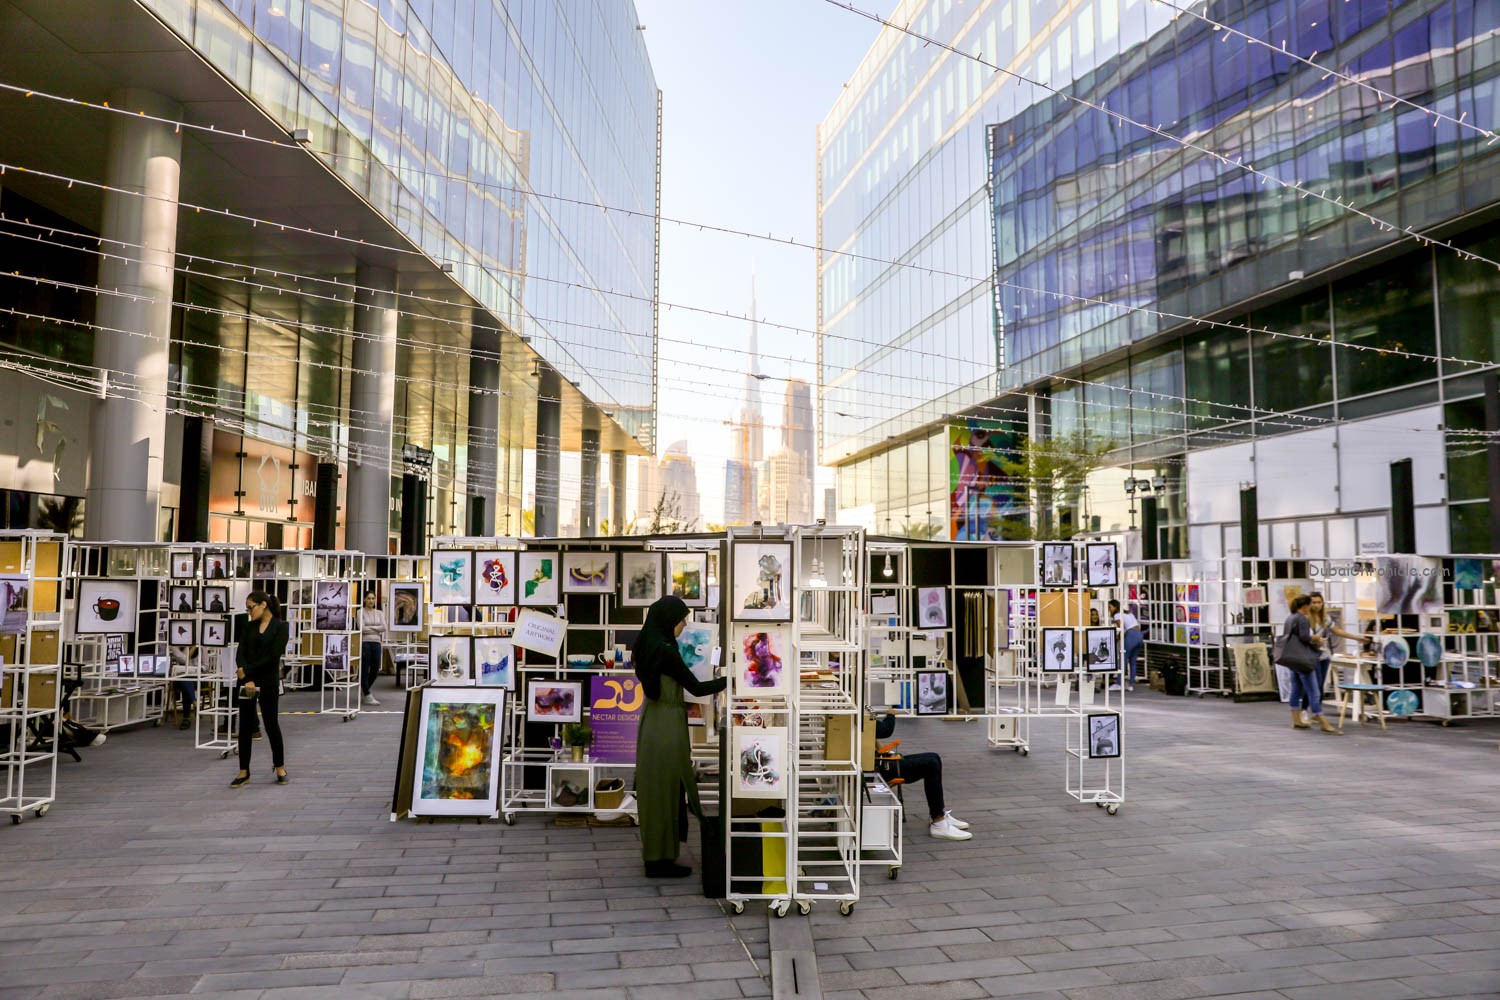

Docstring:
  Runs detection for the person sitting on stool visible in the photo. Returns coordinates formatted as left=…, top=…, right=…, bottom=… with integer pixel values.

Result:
left=873, top=711, right=971, bottom=841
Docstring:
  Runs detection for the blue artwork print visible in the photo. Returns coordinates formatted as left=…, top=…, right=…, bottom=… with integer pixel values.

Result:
left=1454, top=559, right=1482, bottom=591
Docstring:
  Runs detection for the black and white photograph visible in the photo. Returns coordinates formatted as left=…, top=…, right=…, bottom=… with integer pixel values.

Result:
left=168, top=619, right=197, bottom=647
left=1041, top=627, right=1076, bottom=672
left=314, top=580, right=350, bottom=631
left=1041, top=543, right=1076, bottom=587
left=915, top=669, right=949, bottom=715
left=201, top=586, right=230, bottom=614
left=169, top=551, right=196, bottom=579
left=201, top=619, right=228, bottom=648
left=1085, top=542, right=1118, bottom=588
left=324, top=632, right=350, bottom=674
left=202, top=551, right=230, bottom=580
left=169, top=585, right=197, bottom=614
left=1083, top=627, right=1119, bottom=671
left=1088, top=713, right=1122, bottom=758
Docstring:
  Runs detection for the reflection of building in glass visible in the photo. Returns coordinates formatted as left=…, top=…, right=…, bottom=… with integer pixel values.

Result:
left=636, top=441, right=701, bottom=531
left=821, top=0, right=1500, bottom=555
left=725, top=279, right=766, bottom=526
left=0, top=0, right=659, bottom=547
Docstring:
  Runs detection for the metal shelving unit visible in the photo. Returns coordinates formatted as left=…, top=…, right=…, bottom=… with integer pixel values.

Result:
left=0, top=531, right=67, bottom=824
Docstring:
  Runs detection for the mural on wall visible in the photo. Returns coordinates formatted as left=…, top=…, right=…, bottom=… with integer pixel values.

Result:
left=949, top=418, right=1023, bottom=541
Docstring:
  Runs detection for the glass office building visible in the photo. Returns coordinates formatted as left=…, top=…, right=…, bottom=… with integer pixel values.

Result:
left=821, top=0, right=1500, bottom=556
left=0, top=0, right=657, bottom=545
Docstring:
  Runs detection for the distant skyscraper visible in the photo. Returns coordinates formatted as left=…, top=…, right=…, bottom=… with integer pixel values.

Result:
left=776, top=378, right=815, bottom=525
left=724, top=276, right=765, bottom=525
left=658, top=441, right=701, bottom=528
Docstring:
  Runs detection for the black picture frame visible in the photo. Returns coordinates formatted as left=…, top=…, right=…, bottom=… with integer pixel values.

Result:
left=1041, top=627, right=1076, bottom=672
left=168, top=619, right=197, bottom=647
left=1082, top=627, right=1119, bottom=672
left=914, top=669, right=949, bottom=715
left=1087, top=713, right=1121, bottom=758
left=1040, top=543, right=1076, bottom=588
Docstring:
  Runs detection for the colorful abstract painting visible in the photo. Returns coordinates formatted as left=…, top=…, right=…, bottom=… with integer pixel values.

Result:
left=411, top=689, right=504, bottom=817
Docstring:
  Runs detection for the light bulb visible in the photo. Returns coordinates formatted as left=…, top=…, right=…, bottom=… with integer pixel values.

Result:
left=882, top=553, right=894, bottom=578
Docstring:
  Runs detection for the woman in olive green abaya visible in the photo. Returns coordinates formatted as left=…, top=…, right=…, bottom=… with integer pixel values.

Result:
left=633, top=595, right=727, bottom=878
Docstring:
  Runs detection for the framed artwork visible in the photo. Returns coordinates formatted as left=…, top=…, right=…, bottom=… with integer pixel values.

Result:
left=201, top=586, right=230, bottom=615
left=252, top=552, right=277, bottom=579
left=1040, top=544, right=1075, bottom=588
left=429, top=635, right=473, bottom=685
left=169, top=551, right=196, bottom=579
left=323, top=632, right=350, bottom=674
left=168, top=586, right=197, bottom=614
left=115, top=654, right=136, bottom=677
left=620, top=552, right=663, bottom=607
left=1242, top=586, right=1268, bottom=608
left=1085, top=543, right=1118, bottom=588
left=314, top=581, right=350, bottom=631
left=390, top=582, right=424, bottom=632
left=1041, top=627, right=1076, bottom=672
left=474, top=551, right=517, bottom=606
left=916, top=587, right=947, bottom=628
left=430, top=551, right=474, bottom=606
left=1229, top=642, right=1275, bottom=695
left=518, top=551, right=559, bottom=606
left=685, top=701, right=708, bottom=727
left=0, top=576, right=27, bottom=635
left=1082, top=627, right=1119, bottom=671
left=410, top=687, right=504, bottom=817
left=202, top=551, right=230, bottom=580
left=148, top=655, right=171, bottom=678
left=734, top=726, right=788, bottom=799
left=75, top=579, right=138, bottom=634
left=667, top=552, right=709, bottom=607
left=527, top=680, right=583, bottom=723
left=562, top=552, right=616, bottom=594
left=1453, top=559, right=1482, bottom=591
left=201, top=619, right=228, bottom=648
left=1373, top=556, right=1442, bottom=615
left=732, top=542, right=793, bottom=621
left=473, top=637, right=515, bottom=689
left=1087, top=713, right=1122, bottom=759
left=168, top=619, right=197, bottom=647
left=732, top=623, right=791, bottom=698
left=915, top=669, right=949, bottom=715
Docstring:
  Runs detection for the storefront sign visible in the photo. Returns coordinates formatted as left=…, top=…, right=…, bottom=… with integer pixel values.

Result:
left=588, top=675, right=644, bottom=763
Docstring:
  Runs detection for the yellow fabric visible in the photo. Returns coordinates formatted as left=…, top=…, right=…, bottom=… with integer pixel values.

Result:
left=761, top=821, right=787, bottom=895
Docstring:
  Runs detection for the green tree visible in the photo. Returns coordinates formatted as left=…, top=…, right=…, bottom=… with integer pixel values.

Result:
left=997, top=433, right=1115, bottom=540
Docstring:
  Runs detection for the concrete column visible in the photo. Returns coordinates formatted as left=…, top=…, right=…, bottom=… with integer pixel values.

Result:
left=86, top=90, right=181, bottom=542
left=534, top=370, right=561, bottom=537
left=467, top=314, right=500, bottom=537
left=610, top=449, right=627, bottom=536
left=579, top=423, right=600, bottom=536
left=346, top=262, right=398, bottom=555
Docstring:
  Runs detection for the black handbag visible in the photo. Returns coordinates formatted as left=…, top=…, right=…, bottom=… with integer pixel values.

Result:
left=1273, top=617, right=1319, bottom=673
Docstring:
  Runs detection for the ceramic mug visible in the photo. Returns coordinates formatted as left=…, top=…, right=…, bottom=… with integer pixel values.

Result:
left=94, top=597, right=121, bottom=621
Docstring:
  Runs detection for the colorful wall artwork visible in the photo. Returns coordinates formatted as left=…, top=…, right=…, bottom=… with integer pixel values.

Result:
left=410, top=688, right=504, bottom=817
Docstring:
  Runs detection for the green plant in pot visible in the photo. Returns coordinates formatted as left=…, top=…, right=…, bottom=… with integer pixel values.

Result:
left=562, top=722, right=592, bottom=762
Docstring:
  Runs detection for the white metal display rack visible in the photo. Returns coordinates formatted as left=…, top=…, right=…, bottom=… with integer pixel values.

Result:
left=0, top=531, right=66, bottom=824
left=277, top=550, right=365, bottom=721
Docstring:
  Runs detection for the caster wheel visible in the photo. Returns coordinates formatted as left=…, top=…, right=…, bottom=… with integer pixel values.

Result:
left=1020, top=747, right=1029, bottom=757
left=797, top=900, right=811, bottom=916
left=770, top=900, right=790, bottom=918
left=1107, top=804, right=1119, bottom=815
left=1011, top=746, right=1020, bottom=753
left=839, top=901, right=855, bottom=916
left=10, top=815, right=19, bottom=825
left=502, top=813, right=515, bottom=826
left=36, top=804, right=48, bottom=818
left=1096, top=801, right=1105, bottom=808
left=888, top=867, right=899, bottom=880
left=219, top=750, right=231, bottom=760
left=729, top=900, right=745, bottom=915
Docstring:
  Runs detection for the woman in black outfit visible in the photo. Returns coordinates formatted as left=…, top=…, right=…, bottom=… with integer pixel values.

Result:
left=232, top=590, right=289, bottom=787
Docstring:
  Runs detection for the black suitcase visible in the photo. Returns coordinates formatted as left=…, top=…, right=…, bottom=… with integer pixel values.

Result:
left=699, top=814, right=725, bottom=899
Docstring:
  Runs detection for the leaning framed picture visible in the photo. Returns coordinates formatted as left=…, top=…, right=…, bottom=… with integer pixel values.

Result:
left=169, top=551, right=197, bottom=580
left=562, top=551, right=616, bottom=594
left=430, top=550, right=475, bottom=606
left=1085, top=542, right=1118, bottom=588
left=168, top=619, right=197, bottom=647
left=389, top=582, right=424, bottom=632
left=734, top=725, right=789, bottom=800
left=429, top=635, right=473, bottom=685
left=1040, top=543, right=1076, bottom=588
left=620, top=551, right=662, bottom=608
left=915, top=669, right=949, bottom=715
left=1087, top=712, right=1122, bottom=758
left=667, top=552, right=709, bottom=607
left=473, top=550, right=517, bottom=606
left=518, top=551, right=560, bottom=606
left=314, top=580, right=351, bottom=631
left=168, top=585, right=197, bottom=615
left=732, top=623, right=791, bottom=698
left=1082, top=627, right=1119, bottom=671
left=527, top=679, right=583, bottom=723
left=732, top=542, right=793, bottom=621
left=410, top=687, right=505, bottom=817
left=1040, top=627, right=1076, bottom=672
left=75, top=579, right=139, bottom=635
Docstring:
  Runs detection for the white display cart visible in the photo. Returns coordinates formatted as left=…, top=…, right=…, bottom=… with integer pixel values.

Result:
left=0, top=531, right=67, bottom=824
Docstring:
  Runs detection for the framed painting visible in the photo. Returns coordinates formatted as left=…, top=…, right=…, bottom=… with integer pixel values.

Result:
left=168, top=585, right=197, bottom=615
left=667, top=552, right=709, bottom=607
left=168, top=619, right=197, bottom=647
left=1229, top=642, right=1275, bottom=695
left=202, top=551, right=231, bottom=581
left=1082, top=627, right=1119, bottom=671
left=201, top=619, right=229, bottom=648
left=1040, top=543, right=1076, bottom=588
left=314, top=581, right=351, bottom=631
left=620, top=552, right=662, bottom=608
left=1041, top=627, right=1076, bottom=672
left=429, top=635, right=473, bottom=685
left=75, top=579, right=138, bottom=635
left=915, top=669, right=949, bottom=715
left=430, top=551, right=475, bottom=606
left=323, top=632, right=350, bottom=674
left=474, top=551, right=517, bottom=606
left=916, top=587, right=947, bottom=628
left=473, top=637, right=515, bottom=689
left=732, top=542, right=792, bottom=621
left=169, top=551, right=197, bottom=580
left=562, top=552, right=616, bottom=594
left=1085, top=543, right=1118, bottom=588
left=734, top=726, right=788, bottom=800
left=201, top=586, right=231, bottom=615
left=731, top=623, right=791, bottom=698
left=527, top=680, right=583, bottom=723
left=410, top=687, right=505, bottom=817
left=389, top=582, right=424, bottom=632
left=1088, top=713, right=1122, bottom=759
left=518, top=551, right=560, bottom=606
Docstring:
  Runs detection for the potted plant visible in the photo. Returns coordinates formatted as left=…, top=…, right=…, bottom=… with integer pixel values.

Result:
left=562, top=722, right=592, bottom=762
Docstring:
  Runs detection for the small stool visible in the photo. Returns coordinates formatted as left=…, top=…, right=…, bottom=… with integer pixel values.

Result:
left=1336, top=683, right=1390, bottom=731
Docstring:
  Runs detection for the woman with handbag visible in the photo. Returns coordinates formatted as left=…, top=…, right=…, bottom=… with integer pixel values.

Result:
left=1276, top=595, right=1341, bottom=734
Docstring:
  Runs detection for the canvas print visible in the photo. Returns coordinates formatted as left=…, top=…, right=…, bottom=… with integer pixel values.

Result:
left=1454, top=558, right=1483, bottom=591
left=1374, top=556, right=1442, bottom=615
left=314, top=581, right=350, bottom=631
left=473, top=637, right=515, bottom=689
left=324, top=632, right=349, bottom=674
left=733, top=542, right=793, bottom=621
left=1415, top=632, right=1443, bottom=669
left=733, top=623, right=791, bottom=698
left=668, top=552, right=708, bottom=607
left=1088, top=713, right=1122, bottom=758
left=1086, top=543, right=1119, bottom=588
left=201, top=586, right=230, bottom=615
left=678, top=623, right=717, bottom=681
left=429, top=635, right=473, bottom=685
left=518, top=551, right=560, bottom=606
left=169, top=551, right=196, bottom=579
left=1041, top=627, right=1076, bottom=672
left=734, top=725, right=788, bottom=799
left=527, top=680, right=583, bottom=723
left=1041, top=543, right=1075, bottom=587
left=915, top=669, right=949, bottom=715
left=430, top=551, right=474, bottom=606
left=1083, top=627, right=1118, bottom=671
left=202, top=552, right=230, bottom=580
left=168, top=619, right=196, bottom=647
left=410, top=687, right=504, bottom=817
left=473, top=551, right=517, bottom=606
left=168, top=585, right=197, bottom=614
left=390, top=582, right=424, bottom=632
left=75, top=579, right=139, bottom=634
left=0, top=576, right=28, bottom=635
left=917, top=587, right=947, bottom=628
left=201, top=619, right=228, bottom=648
left=562, top=552, right=616, bottom=594
left=621, top=552, right=662, bottom=607
left=1231, top=642, right=1276, bottom=695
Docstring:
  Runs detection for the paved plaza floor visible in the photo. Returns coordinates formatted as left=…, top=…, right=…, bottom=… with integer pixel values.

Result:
left=2, top=683, right=1499, bottom=999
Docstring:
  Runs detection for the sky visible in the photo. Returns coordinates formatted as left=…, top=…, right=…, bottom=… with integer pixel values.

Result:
left=630, top=0, right=893, bottom=524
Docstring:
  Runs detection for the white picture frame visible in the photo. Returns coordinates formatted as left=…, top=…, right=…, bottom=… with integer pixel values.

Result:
left=75, top=579, right=138, bottom=635
left=410, top=687, right=505, bottom=817
left=731, top=623, right=792, bottom=698
left=429, top=635, right=473, bottom=685
left=734, top=725, right=788, bottom=800
left=1041, top=627, right=1076, bottom=672
left=314, top=580, right=350, bottom=631
left=527, top=679, right=583, bottom=723
left=473, top=551, right=517, bottom=606
left=620, top=552, right=662, bottom=607
left=667, top=552, right=709, bottom=607
left=1085, top=542, right=1119, bottom=588
left=430, top=550, right=475, bottom=606
left=518, top=551, right=560, bottom=606
left=473, top=637, right=515, bottom=689
left=389, top=582, right=424, bottom=632
left=732, top=542, right=793, bottom=622
left=562, top=551, right=616, bottom=594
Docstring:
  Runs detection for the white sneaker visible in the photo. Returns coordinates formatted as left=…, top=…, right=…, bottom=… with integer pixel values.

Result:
left=90, top=733, right=107, bottom=747
left=362, top=694, right=380, bottom=706
left=943, top=810, right=970, bottom=830
left=929, top=816, right=972, bottom=841
left=1107, top=683, right=1123, bottom=691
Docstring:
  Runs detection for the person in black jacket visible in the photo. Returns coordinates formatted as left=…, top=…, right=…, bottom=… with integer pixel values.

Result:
left=873, top=711, right=971, bottom=840
left=232, top=590, right=289, bottom=787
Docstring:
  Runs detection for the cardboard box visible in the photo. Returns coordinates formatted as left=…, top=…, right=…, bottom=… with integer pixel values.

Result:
left=29, top=630, right=60, bottom=666
left=27, top=672, right=58, bottom=710
left=1038, top=592, right=1090, bottom=627
left=824, top=715, right=861, bottom=767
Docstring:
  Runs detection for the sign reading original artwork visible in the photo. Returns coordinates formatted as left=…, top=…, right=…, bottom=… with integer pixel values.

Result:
left=588, top=675, right=645, bottom=764
left=511, top=609, right=567, bottom=657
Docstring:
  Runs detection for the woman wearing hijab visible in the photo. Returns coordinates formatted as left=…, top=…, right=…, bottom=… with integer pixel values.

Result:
left=633, top=595, right=727, bottom=878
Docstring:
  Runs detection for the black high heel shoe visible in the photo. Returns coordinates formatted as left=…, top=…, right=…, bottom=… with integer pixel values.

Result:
left=273, top=768, right=289, bottom=784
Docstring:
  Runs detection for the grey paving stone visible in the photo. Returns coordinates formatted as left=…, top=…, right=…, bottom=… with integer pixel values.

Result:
left=407, top=974, right=555, bottom=997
